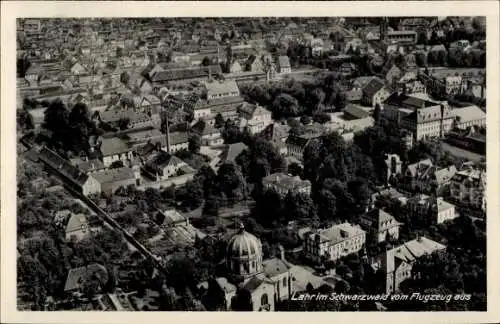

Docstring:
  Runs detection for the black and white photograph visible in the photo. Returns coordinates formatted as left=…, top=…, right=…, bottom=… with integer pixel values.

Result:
left=2, top=1, right=499, bottom=322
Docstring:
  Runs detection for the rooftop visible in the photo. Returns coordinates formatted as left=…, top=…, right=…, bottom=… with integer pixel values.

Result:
left=92, top=167, right=135, bottom=184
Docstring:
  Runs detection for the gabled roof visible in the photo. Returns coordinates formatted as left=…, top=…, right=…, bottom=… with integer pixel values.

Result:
left=278, top=55, right=291, bottom=68
left=222, top=142, right=248, bottom=163
left=100, top=137, right=132, bottom=157
left=263, top=257, right=292, bottom=278
left=363, top=208, right=399, bottom=230
left=92, top=167, right=135, bottom=184
left=362, top=78, right=386, bottom=98
left=406, top=159, right=434, bottom=178
left=64, top=263, right=108, bottom=292
left=385, top=237, right=446, bottom=274
left=204, top=79, right=240, bottom=97
left=145, top=151, right=185, bottom=170
left=65, top=213, right=88, bottom=234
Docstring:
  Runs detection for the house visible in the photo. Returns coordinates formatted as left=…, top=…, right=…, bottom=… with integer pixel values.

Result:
left=166, top=131, right=190, bottom=152
left=360, top=209, right=401, bottom=243
left=99, top=137, right=134, bottom=167
left=237, top=103, right=273, bottom=134
left=285, top=133, right=321, bottom=161
left=261, top=123, right=290, bottom=145
left=383, top=92, right=454, bottom=141
left=407, top=194, right=457, bottom=225
left=70, top=62, right=87, bottom=75
left=70, top=158, right=107, bottom=174
left=402, top=159, right=434, bottom=192
left=245, top=55, right=264, bottom=72
left=99, top=110, right=153, bottom=129
left=277, top=56, right=291, bottom=74
left=362, top=79, right=391, bottom=108
left=92, top=167, right=139, bottom=195
left=452, top=105, right=486, bottom=130
left=379, top=237, right=446, bottom=294
left=64, top=264, right=108, bottom=294
left=154, top=209, right=190, bottom=228
left=262, top=173, right=312, bottom=196
left=201, top=125, right=224, bottom=146
left=449, top=164, right=486, bottom=211
left=143, top=151, right=189, bottom=181
left=220, top=142, right=248, bottom=164
left=229, top=60, right=243, bottom=74
left=304, top=222, right=366, bottom=263
left=204, top=79, right=240, bottom=100
left=385, top=65, right=403, bottom=86
left=432, top=165, right=457, bottom=195
left=370, top=187, right=408, bottom=209
left=62, top=212, right=90, bottom=242
left=37, top=147, right=101, bottom=196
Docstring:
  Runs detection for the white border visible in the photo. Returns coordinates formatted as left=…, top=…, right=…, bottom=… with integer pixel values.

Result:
left=2, top=2, right=499, bottom=324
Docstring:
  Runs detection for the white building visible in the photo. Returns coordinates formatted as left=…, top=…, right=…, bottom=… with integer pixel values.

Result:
left=304, top=223, right=366, bottom=263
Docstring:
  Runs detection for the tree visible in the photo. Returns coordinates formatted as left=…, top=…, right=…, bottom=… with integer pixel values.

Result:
left=373, top=104, right=381, bottom=123
left=120, top=71, right=130, bottom=85
left=201, top=56, right=212, bottom=66
left=117, top=117, right=130, bottom=130
left=231, top=288, right=253, bottom=311
left=287, top=162, right=303, bottom=177
left=109, top=160, right=124, bottom=169
left=252, top=188, right=283, bottom=226
left=272, top=93, right=300, bottom=118
left=313, top=112, right=331, bottom=124
left=216, top=162, right=248, bottom=204
left=283, top=192, right=316, bottom=223
left=188, top=134, right=201, bottom=154
left=214, top=113, right=225, bottom=129
left=300, top=115, right=312, bottom=125
left=43, top=99, right=69, bottom=144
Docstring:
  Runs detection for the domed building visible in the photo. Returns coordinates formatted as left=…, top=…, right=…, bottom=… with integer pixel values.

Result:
left=199, top=223, right=297, bottom=311
left=198, top=223, right=337, bottom=311
left=226, top=223, right=264, bottom=280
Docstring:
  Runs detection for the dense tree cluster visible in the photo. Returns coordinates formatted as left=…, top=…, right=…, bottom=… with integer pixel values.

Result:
left=42, top=100, right=99, bottom=156
left=240, top=74, right=347, bottom=120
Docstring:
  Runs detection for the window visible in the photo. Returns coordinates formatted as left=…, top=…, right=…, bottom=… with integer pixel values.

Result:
left=261, top=293, right=269, bottom=306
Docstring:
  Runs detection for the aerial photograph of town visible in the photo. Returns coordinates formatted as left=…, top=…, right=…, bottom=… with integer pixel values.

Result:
left=16, top=16, right=487, bottom=312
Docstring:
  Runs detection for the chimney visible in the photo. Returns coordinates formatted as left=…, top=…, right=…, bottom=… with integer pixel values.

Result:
left=278, top=245, right=285, bottom=261
left=165, top=111, right=171, bottom=154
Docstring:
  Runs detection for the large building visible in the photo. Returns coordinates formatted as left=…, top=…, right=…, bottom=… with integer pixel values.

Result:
left=383, top=92, right=454, bottom=141
left=304, top=222, right=366, bottom=263
left=262, top=173, right=312, bottom=196
left=360, top=209, right=401, bottom=243
left=407, top=194, right=457, bottom=225
left=378, top=237, right=446, bottom=294
left=206, top=224, right=294, bottom=311
left=449, top=164, right=486, bottom=211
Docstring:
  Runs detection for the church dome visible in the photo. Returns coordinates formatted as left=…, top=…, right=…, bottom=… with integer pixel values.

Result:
left=227, top=223, right=262, bottom=258
left=226, top=223, right=263, bottom=279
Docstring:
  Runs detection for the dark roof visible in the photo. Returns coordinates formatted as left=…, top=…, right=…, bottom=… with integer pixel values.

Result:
left=145, top=151, right=185, bottom=171
left=344, top=105, right=371, bottom=119
left=150, top=65, right=222, bottom=82
left=38, top=147, right=90, bottom=186
left=384, top=92, right=436, bottom=109
left=362, top=78, right=385, bottom=98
